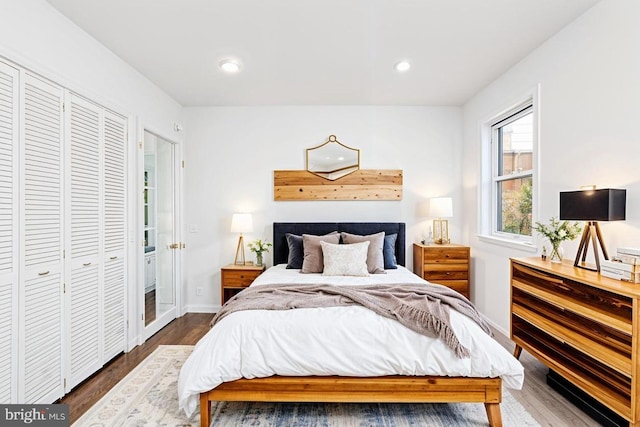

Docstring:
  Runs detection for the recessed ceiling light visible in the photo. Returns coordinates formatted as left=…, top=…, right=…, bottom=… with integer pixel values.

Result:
left=219, top=59, right=241, bottom=73
left=395, top=61, right=411, bottom=72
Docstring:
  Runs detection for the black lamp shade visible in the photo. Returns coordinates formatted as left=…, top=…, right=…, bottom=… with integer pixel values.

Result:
left=559, top=189, right=626, bottom=221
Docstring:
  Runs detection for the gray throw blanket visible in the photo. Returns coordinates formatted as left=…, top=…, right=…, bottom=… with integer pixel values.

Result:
left=211, top=283, right=492, bottom=358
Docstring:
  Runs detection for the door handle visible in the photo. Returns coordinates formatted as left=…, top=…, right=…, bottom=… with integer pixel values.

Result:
left=169, top=243, right=179, bottom=249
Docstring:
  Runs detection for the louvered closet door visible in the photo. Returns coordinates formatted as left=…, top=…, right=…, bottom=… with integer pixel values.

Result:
left=103, top=111, right=126, bottom=361
left=65, top=94, right=103, bottom=390
left=0, top=61, right=19, bottom=403
left=20, top=73, right=64, bottom=403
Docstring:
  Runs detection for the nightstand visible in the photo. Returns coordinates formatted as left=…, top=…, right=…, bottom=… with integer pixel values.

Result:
left=220, top=264, right=265, bottom=305
left=413, top=243, right=470, bottom=299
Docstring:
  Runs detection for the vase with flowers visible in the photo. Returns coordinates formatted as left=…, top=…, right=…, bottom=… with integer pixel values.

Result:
left=248, top=239, right=272, bottom=266
left=533, top=217, right=582, bottom=263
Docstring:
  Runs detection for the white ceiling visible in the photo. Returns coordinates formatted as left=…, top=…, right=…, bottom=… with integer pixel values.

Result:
left=46, top=0, right=600, bottom=107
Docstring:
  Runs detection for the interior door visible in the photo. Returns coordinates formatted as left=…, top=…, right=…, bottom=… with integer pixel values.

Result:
left=142, top=130, right=178, bottom=340
left=66, top=93, right=102, bottom=390
left=20, top=73, right=65, bottom=403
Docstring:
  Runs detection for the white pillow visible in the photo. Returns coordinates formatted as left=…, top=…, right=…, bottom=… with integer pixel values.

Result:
left=320, top=241, right=370, bottom=276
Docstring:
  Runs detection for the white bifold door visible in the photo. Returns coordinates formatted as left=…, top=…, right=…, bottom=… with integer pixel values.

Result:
left=102, top=109, right=127, bottom=363
left=66, top=94, right=102, bottom=390
left=0, top=58, right=128, bottom=403
left=0, top=65, right=65, bottom=404
left=65, top=94, right=128, bottom=391
left=21, top=73, right=65, bottom=403
left=64, top=95, right=127, bottom=390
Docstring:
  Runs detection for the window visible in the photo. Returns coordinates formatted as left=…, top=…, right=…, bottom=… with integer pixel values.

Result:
left=480, top=92, right=537, bottom=248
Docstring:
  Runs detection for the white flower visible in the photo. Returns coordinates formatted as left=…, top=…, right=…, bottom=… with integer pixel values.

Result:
left=533, top=217, right=582, bottom=246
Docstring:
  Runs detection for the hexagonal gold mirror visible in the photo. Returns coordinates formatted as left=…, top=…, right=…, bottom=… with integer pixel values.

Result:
left=306, top=135, right=360, bottom=180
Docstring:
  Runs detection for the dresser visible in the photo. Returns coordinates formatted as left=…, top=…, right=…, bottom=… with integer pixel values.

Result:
left=413, top=243, right=470, bottom=298
left=220, top=264, right=265, bottom=305
left=510, top=257, right=640, bottom=425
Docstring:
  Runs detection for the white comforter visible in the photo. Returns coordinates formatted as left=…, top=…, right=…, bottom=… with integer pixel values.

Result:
left=178, top=265, right=524, bottom=416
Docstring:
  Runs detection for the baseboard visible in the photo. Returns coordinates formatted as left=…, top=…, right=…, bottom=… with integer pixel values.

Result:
left=546, top=370, right=627, bottom=427
left=184, top=304, right=219, bottom=313
left=127, top=336, right=139, bottom=352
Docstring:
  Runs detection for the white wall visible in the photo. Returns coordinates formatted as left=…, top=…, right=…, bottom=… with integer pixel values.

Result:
left=0, top=0, right=184, bottom=348
left=183, top=106, right=463, bottom=311
left=462, top=0, right=640, bottom=333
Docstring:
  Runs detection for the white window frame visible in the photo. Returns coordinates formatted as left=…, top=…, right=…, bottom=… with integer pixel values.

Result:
left=478, top=86, right=539, bottom=251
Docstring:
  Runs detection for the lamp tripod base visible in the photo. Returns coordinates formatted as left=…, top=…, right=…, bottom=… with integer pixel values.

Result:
left=574, top=221, right=609, bottom=272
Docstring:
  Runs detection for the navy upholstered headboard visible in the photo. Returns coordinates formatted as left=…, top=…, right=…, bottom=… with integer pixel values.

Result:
left=272, top=222, right=406, bottom=267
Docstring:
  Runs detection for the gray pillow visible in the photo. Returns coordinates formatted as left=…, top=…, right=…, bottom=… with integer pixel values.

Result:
left=340, top=231, right=385, bottom=274
left=301, top=233, right=340, bottom=273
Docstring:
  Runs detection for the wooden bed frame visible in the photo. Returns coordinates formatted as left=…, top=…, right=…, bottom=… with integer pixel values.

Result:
left=200, top=376, right=502, bottom=426
left=199, top=222, right=503, bottom=427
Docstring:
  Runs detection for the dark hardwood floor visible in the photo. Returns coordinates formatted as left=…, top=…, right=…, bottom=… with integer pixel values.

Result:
left=60, top=312, right=213, bottom=424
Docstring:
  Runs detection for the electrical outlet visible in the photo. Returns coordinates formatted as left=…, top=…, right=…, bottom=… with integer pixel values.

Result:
left=196, top=287, right=204, bottom=296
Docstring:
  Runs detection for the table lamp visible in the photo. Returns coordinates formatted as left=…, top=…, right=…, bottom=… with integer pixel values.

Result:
left=231, top=213, right=253, bottom=265
left=430, top=197, right=453, bottom=244
left=559, top=188, right=626, bottom=272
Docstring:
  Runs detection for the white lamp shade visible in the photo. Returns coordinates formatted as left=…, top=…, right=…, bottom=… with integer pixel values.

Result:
left=430, top=197, right=453, bottom=218
left=230, top=213, right=253, bottom=233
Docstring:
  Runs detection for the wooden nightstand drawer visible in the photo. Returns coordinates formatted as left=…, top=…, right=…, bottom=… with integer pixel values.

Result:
left=222, top=269, right=262, bottom=286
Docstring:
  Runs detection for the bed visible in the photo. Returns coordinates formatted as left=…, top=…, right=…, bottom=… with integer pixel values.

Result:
left=179, top=222, right=524, bottom=427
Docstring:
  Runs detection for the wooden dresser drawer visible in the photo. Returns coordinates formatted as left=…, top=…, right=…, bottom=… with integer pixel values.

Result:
left=413, top=243, right=470, bottom=298
left=423, top=248, right=469, bottom=263
left=423, top=265, right=468, bottom=281
left=435, top=280, right=469, bottom=296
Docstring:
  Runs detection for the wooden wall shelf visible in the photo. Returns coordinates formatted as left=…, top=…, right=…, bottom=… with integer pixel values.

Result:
left=273, top=169, right=402, bottom=201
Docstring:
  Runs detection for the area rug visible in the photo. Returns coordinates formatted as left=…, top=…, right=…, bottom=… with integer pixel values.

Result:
left=73, top=345, right=540, bottom=426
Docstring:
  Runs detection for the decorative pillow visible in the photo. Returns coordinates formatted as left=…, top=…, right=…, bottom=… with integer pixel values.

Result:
left=285, top=233, right=304, bottom=269
left=320, top=241, right=370, bottom=276
left=286, top=231, right=338, bottom=269
left=340, top=231, right=385, bottom=274
left=301, top=233, right=340, bottom=273
left=383, top=233, right=398, bottom=269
